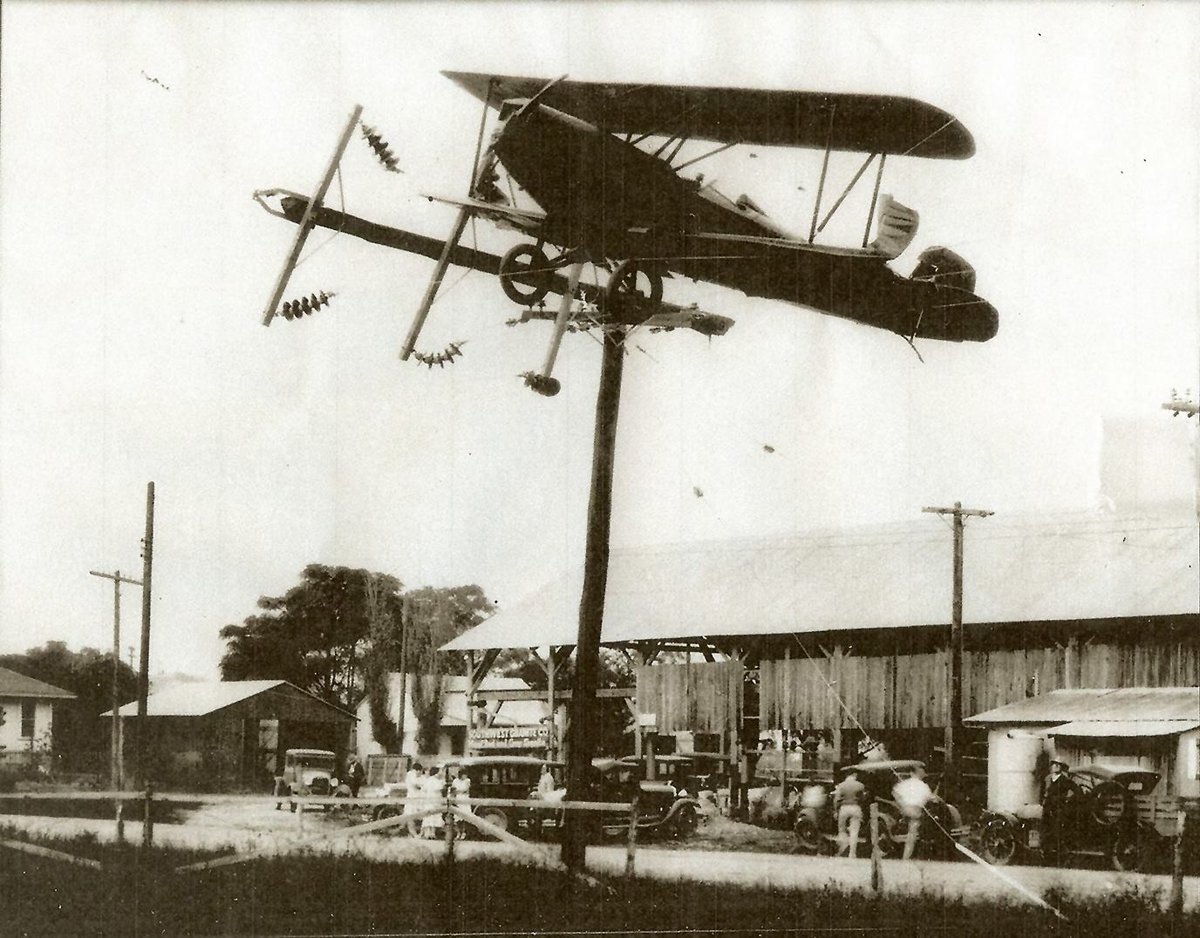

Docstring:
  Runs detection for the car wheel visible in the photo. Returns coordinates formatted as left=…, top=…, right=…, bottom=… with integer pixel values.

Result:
left=672, top=804, right=699, bottom=839
left=794, top=814, right=822, bottom=854
left=1111, top=824, right=1160, bottom=873
left=979, top=818, right=1018, bottom=866
left=373, top=804, right=403, bottom=823
left=478, top=807, right=510, bottom=834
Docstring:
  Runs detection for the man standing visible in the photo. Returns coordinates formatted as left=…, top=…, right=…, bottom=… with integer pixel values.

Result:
left=345, top=755, right=366, bottom=798
left=1042, top=759, right=1078, bottom=866
left=833, top=767, right=867, bottom=858
left=893, top=765, right=934, bottom=860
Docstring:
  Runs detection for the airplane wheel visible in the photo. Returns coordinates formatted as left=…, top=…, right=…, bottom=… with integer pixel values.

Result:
left=606, top=260, right=663, bottom=315
left=499, top=244, right=553, bottom=306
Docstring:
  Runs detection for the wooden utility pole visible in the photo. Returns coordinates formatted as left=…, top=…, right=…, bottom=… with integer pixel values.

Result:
left=90, top=567, right=142, bottom=840
left=922, top=501, right=991, bottom=798
left=561, top=327, right=626, bottom=870
left=137, top=482, right=155, bottom=788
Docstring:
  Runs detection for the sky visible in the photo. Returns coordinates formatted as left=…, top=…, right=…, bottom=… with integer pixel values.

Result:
left=1, top=2, right=1197, bottom=681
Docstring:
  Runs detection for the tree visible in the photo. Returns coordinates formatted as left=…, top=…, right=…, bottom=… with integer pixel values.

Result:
left=219, top=565, right=403, bottom=711
left=400, top=585, right=493, bottom=753
left=493, top=647, right=635, bottom=757
left=0, top=641, right=138, bottom=772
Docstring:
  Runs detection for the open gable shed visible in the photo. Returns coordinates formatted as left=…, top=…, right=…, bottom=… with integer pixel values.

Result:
left=109, top=680, right=355, bottom=792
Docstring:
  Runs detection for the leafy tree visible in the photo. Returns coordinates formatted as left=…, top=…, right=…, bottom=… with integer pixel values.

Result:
left=219, top=565, right=402, bottom=711
left=219, top=567, right=493, bottom=751
left=0, top=641, right=138, bottom=772
left=400, top=585, right=492, bottom=753
left=494, top=647, right=635, bottom=757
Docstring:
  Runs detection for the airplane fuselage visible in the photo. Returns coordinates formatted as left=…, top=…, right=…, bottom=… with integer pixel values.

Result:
left=492, top=101, right=997, bottom=343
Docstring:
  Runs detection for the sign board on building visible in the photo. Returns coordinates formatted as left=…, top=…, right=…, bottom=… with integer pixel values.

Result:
left=470, top=725, right=551, bottom=750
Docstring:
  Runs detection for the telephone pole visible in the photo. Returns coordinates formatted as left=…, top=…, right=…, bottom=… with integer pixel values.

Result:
left=90, top=567, right=142, bottom=840
left=137, top=482, right=155, bottom=788
left=922, top=501, right=992, bottom=797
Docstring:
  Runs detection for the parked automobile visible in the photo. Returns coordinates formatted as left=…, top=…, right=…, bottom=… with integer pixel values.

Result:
left=615, top=752, right=730, bottom=797
left=273, top=748, right=349, bottom=811
left=792, top=759, right=964, bottom=858
left=977, top=763, right=1164, bottom=872
left=592, top=757, right=703, bottom=839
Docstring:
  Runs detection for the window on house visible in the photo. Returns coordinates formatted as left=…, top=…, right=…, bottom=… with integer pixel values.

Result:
left=1189, top=736, right=1199, bottom=782
left=20, top=701, right=36, bottom=739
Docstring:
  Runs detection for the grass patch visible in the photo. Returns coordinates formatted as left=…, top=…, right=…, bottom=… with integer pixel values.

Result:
left=0, top=829, right=1194, bottom=937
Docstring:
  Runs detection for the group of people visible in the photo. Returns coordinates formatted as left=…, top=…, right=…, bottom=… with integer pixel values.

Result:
left=823, top=764, right=933, bottom=860
left=402, top=761, right=472, bottom=839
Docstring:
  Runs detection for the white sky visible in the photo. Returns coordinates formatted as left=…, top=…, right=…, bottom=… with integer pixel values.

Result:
left=1, top=2, right=1196, bottom=680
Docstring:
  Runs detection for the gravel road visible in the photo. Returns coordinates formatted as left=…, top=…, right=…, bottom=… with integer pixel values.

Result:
left=3, top=807, right=1197, bottom=914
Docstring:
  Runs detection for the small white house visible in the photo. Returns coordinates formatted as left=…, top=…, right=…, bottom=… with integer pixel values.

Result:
left=0, top=666, right=75, bottom=766
left=355, top=673, right=551, bottom=761
left=967, top=686, right=1200, bottom=812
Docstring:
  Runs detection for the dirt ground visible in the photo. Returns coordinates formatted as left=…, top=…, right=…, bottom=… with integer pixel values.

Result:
left=3, top=801, right=1198, bottom=914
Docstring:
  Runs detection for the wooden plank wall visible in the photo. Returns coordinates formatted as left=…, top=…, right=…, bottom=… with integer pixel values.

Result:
left=760, top=642, right=1200, bottom=730
left=635, top=660, right=743, bottom=735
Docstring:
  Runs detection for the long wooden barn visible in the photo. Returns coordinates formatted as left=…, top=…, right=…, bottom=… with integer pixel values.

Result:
left=443, top=508, right=1199, bottom=798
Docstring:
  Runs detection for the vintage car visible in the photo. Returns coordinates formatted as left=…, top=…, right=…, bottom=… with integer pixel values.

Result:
left=615, top=752, right=731, bottom=797
left=588, top=757, right=702, bottom=839
left=791, top=759, right=964, bottom=859
left=385, top=754, right=700, bottom=841
left=272, top=748, right=348, bottom=810
left=977, top=763, right=1164, bottom=872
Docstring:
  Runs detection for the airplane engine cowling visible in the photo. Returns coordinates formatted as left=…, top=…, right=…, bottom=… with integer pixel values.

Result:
left=911, top=246, right=976, bottom=294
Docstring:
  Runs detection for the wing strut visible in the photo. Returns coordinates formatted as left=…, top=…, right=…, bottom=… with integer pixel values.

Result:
left=399, top=206, right=472, bottom=361
left=260, top=105, right=363, bottom=326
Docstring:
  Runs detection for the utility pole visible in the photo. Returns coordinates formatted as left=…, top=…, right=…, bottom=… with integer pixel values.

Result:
left=137, top=481, right=155, bottom=789
left=90, top=567, right=142, bottom=839
left=561, top=326, right=626, bottom=870
left=922, top=501, right=992, bottom=798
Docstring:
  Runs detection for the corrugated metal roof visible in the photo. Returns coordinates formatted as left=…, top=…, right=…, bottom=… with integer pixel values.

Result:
left=443, top=510, right=1199, bottom=651
left=967, top=687, right=1200, bottom=725
left=106, top=680, right=354, bottom=718
left=1049, top=720, right=1200, bottom=737
left=0, top=666, right=76, bottom=699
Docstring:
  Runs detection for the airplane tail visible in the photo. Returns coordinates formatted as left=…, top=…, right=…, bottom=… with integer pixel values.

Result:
left=869, top=194, right=919, bottom=259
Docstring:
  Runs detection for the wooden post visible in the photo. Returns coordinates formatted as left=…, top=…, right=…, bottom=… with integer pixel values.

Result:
left=143, top=784, right=154, bottom=848
left=1170, top=808, right=1187, bottom=916
left=870, top=802, right=883, bottom=893
left=625, top=790, right=639, bottom=877
left=561, top=327, right=626, bottom=870
left=547, top=645, right=557, bottom=761
left=444, top=768, right=455, bottom=866
left=922, top=503, right=991, bottom=800
left=136, top=482, right=154, bottom=790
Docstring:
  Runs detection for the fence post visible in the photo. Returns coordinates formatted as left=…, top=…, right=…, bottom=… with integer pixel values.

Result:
left=625, top=792, right=639, bottom=877
left=115, top=799, right=125, bottom=846
left=870, top=802, right=883, bottom=893
left=444, top=774, right=456, bottom=867
left=142, top=783, right=154, bottom=848
left=1170, top=808, right=1187, bottom=916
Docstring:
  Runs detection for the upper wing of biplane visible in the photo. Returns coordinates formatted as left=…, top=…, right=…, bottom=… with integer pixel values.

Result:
left=443, top=71, right=974, bottom=159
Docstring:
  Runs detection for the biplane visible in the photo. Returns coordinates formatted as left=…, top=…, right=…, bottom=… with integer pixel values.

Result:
left=257, top=72, right=998, bottom=395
